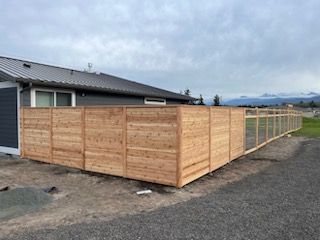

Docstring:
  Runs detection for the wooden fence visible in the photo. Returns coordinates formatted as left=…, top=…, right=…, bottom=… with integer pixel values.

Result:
left=20, top=106, right=302, bottom=188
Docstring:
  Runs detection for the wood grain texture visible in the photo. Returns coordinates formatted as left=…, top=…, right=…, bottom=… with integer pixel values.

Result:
left=22, top=108, right=51, bottom=163
left=21, top=106, right=302, bottom=188
left=126, top=107, right=178, bottom=186
left=180, top=107, right=210, bottom=186
left=85, top=107, right=124, bottom=176
left=210, top=107, right=230, bottom=171
left=230, top=108, right=245, bottom=160
left=52, top=108, right=83, bottom=169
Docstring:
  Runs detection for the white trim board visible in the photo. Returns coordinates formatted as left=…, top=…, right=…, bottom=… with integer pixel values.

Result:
left=0, top=146, right=20, bottom=155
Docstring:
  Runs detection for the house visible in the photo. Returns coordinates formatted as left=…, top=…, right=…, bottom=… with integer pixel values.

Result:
left=0, top=56, right=194, bottom=155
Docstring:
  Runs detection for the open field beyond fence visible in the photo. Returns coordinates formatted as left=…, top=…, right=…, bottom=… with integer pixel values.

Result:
left=20, top=106, right=302, bottom=187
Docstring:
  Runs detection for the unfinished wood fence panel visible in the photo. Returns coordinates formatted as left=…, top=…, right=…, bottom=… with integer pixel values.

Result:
left=210, top=107, right=230, bottom=171
left=52, top=108, right=83, bottom=169
left=179, top=107, right=210, bottom=187
left=126, top=107, right=178, bottom=186
left=230, top=108, right=245, bottom=160
left=22, top=108, right=51, bottom=163
left=21, top=106, right=302, bottom=188
left=84, top=107, right=124, bottom=177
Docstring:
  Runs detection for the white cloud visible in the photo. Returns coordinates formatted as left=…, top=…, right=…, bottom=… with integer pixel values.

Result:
left=0, top=0, right=320, bottom=98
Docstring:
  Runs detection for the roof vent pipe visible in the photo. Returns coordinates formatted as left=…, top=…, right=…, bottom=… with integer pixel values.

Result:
left=23, top=63, right=31, bottom=68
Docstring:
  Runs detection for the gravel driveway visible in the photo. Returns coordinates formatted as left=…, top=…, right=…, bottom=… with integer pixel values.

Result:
left=3, top=138, right=319, bottom=240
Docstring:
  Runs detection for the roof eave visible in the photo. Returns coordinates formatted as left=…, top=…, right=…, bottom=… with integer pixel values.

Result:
left=16, top=78, right=194, bottom=101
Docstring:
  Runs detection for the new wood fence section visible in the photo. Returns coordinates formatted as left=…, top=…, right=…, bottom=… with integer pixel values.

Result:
left=20, top=106, right=302, bottom=188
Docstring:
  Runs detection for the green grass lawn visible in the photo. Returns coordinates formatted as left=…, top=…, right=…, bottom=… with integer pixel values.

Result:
left=292, top=117, right=320, bottom=138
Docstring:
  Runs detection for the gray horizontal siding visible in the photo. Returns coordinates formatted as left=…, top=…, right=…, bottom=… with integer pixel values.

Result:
left=76, top=90, right=145, bottom=105
left=20, top=85, right=190, bottom=107
left=0, top=87, right=18, bottom=148
left=20, top=88, right=31, bottom=106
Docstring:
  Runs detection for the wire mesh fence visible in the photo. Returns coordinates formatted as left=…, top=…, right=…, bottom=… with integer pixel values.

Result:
left=245, top=108, right=302, bottom=153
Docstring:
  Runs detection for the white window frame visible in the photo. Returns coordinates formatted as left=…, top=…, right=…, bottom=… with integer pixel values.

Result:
left=144, top=97, right=166, bottom=105
left=31, top=87, right=76, bottom=107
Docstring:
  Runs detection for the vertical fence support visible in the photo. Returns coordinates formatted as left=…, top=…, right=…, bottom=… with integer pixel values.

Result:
left=21, top=108, right=25, bottom=158
left=176, top=107, right=183, bottom=188
left=266, top=110, right=269, bottom=142
left=123, top=107, right=127, bottom=178
left=279, top=110, right=282, bottom=135
left=229, top=108, right=232, bottom=162
left=273, top=109, right=276, bottom=139
left=255, top=108, right=259, bottom=147
left=49, top=108, right=53, bottom=163
left=209, top=107, right=212, bottom=171
left=81, top=107, right=86, bottom=169
left=243, top=108, right=246, bottom=154
left=287, top=109, right=290, bottom=133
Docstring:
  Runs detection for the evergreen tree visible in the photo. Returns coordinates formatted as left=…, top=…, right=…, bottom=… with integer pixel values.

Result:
left=310, top=100, right=316, bottom=108
left=198, top=94, right=205, bottom=105
left=213, top=94, right=221, bottom=106
left=184, top=88, right=191, bottom=96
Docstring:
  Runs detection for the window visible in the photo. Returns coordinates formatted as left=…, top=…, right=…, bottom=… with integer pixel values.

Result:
left=56, top=92, right=72, bottom=106
left=36, top=91, right=54, bottom=107
left=144, top=97, right=166, bottom=105
left=31, top=88, right=75, bottom=107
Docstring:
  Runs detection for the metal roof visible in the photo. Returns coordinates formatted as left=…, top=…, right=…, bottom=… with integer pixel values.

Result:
left=0, top=56, right=194, bottom=101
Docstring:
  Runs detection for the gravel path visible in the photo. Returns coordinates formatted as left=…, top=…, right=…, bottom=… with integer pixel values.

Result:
left=3, top=138, right=320, bottom=240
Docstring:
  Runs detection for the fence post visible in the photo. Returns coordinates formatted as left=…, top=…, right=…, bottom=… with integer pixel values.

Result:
left=123, top=107, right=127, bottom=178
left=81, top=107, right=86, bottom=170
left=256, top=108, right=259, bottom=147
left=49, top=108, right=53, bottom=163
left=266, top=110, right=269, bottom=142
left=273, top=109, right=276, bottom=139
left=176, top=106, right=183, bottom=187
left=287, top=109, right=290, bottom=133
left=21, top=108, right=25, bottom=158
left=209, top=107, right=212, bottom=171
left=229, top=108, right=232, bottom=162
left=243, top=108, right=246, bottom=154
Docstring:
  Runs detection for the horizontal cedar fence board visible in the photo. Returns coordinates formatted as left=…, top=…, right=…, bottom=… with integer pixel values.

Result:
left=51, top=108, right=83, bottom=169
left=180, top=107, right=210, bottom=187
left=126, top=107, right=178, bottom=186
left=20, top=106, right=302, bottom=188
left=210, top=108, right=230, bottom=171
left=21, top=108, right=51, bottom=163
left=84, top=107, right=124, bottom=177
left=230, top=108, right=245, bottom=160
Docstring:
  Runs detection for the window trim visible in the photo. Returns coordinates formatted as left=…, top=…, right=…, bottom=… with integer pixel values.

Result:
left=31, top=87, right=76, bottom=107
left=144, top=97, right=166, bottom=105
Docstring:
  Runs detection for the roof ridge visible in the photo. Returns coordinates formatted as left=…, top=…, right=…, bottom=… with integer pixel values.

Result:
left=0, top=55, right=90, bottom=74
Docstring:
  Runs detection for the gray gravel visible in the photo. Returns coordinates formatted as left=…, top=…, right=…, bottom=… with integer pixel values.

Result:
left=3, top=139, right=320, bottom=240
left=0, top=187, right=52, bottom=222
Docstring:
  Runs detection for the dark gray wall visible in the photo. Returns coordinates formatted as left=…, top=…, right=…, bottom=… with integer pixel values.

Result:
left=166, top=98, right=189, bottom=105
left=76, top=90, right=189, bottom=105
left=0, top=87, right=18, bottom=148
left=76, top=90, right=145, bottom=105
left=18, top=85, right=189, bottom=107
left=20, top=88, right=31, bottom=106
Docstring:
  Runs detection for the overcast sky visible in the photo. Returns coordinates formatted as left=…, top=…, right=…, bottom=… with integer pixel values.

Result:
left=1, top=0, right=320, bottom=99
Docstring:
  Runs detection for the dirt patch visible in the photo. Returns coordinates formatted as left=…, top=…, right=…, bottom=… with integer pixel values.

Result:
left=0, top=137, right=306, bottom=237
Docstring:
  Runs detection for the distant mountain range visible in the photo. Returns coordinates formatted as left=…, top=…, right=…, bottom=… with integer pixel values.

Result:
left=223, top=92, right=320, bottom=106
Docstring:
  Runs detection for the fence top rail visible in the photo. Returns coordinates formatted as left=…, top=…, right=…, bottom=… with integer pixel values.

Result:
left=20, top=105, right=303, bottom=115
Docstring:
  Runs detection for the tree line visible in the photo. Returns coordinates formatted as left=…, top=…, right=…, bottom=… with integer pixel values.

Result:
left=181, top=88, right=221, bottom=106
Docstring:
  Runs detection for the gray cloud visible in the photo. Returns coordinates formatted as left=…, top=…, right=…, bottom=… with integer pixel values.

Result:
left=1, top=0, right=320, bottom=99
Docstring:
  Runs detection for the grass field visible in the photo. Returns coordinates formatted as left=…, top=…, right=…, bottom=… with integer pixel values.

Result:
left=292, top=117, right=320, bottom=138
